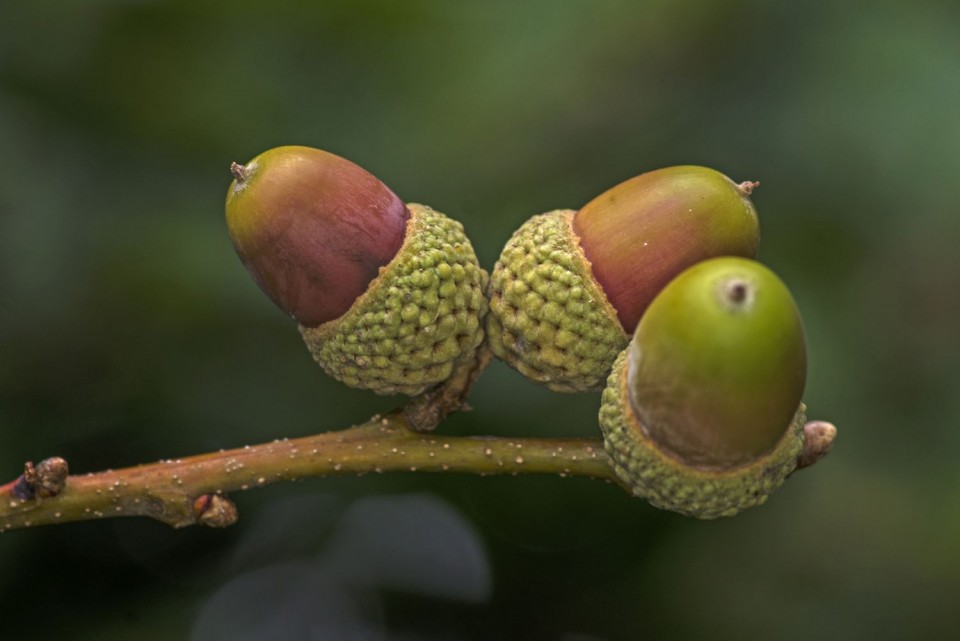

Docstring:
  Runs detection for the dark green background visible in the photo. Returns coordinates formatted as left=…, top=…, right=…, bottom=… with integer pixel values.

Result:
left=2, top=1, right=958, bottom=639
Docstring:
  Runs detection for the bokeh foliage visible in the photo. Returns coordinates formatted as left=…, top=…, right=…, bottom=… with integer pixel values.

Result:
left=2, top=1, right=959, bottom=639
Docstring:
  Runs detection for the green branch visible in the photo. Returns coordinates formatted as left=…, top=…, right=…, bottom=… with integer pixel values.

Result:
left=0, top=343, right=835, bottom=532
left=0, top=415, right=617, bottom=531
left=0, top=346, right=620, bottom=532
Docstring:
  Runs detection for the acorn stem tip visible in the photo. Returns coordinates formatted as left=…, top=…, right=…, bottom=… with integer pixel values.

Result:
left=230, top=162, right=248, bottom=182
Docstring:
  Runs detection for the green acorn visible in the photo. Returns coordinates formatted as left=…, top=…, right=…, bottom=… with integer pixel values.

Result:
left=487, top=166, right=760, bottom=392
left=599, top=257, right=807, bottom=518
left=226, top=146, right=487, bottom=396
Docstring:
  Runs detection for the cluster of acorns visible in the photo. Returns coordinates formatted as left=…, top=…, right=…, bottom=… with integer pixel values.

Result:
left=226, top=146, right=810, bottom=519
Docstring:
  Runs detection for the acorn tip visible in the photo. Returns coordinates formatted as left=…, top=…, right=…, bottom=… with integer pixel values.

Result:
left=230, top=162, right=248, bottom=182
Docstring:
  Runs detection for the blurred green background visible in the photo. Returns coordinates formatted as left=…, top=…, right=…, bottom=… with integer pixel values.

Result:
left=2, top=0, right=959, bottom=639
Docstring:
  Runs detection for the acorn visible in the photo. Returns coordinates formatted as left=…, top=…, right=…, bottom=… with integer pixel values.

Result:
left=487, top=166, right=760, bottom=392
left=598, top=257, right=807, bottom=518
left=226, top=146, right=487, bottom=396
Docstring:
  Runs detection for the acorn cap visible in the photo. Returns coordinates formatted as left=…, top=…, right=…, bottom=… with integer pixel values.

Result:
left=301, top=203, right=488, bottom=396
left=486, top=210, right=626, bottom=392
left=487, top=166, right=760, bottom=393
left=598, top=257, right=808, bottom=518
left=600, top=350, right=806, bottom=519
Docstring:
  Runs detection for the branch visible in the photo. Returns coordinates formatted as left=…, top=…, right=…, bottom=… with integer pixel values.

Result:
left=0, top=342, right=836, bottom=532
left=0, top=417, right=616, bottom=532
left=0, top=344, right=614, bottom=532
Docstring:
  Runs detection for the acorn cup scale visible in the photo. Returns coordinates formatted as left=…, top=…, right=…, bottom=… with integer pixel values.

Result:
left=599, top=257, right=808, bottom=518
left=226, top=146, right=487, bottom=396
left=487, top=165, right=760, bottom=392
left=299, top=204, right=487, bottom=394
left=486, top=210, right=626, bottom=393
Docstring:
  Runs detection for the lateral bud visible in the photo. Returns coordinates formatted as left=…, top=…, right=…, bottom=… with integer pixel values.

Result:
left=10, top=457, right=69, bottom=501
left=193, top=493, right=239, bottom=528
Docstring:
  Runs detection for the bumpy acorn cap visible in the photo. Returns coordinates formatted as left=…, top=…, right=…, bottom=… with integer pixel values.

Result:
left=301, top=203, right=488, bottom=395
left=600, top=353, right=806, bottom=519
left=598, top=257, right=807, bottom=518
left=487, top=210, right=626, bottom=393
left=226, top=146, right=487, bottom=396
left=487, top=166, right=760, bottom=393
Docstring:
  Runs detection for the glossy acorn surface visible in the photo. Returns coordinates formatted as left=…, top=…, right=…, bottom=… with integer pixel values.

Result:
left=598, top=257, right=808, bottom=518
left=629, top=257, right=807, bottom=467
left=574, top=165, right=760, bottom=331
left=487, top=166, right=760, bottom=393
left=226, top=145, right=410, bottom=327
left=226, top=146, right=487, bottom=396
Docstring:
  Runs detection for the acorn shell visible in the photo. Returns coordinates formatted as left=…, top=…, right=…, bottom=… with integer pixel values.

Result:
left=486, top=210, right=627, bottom=393
left=300, top=204, right=488, bottom=396
left=599, top=350, right=806, bottom=519
left=225, top=145, right=410, bottom=327
left=573, top=165, right=760, bottom=331
left=627, top=257, right=807, bottom=467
